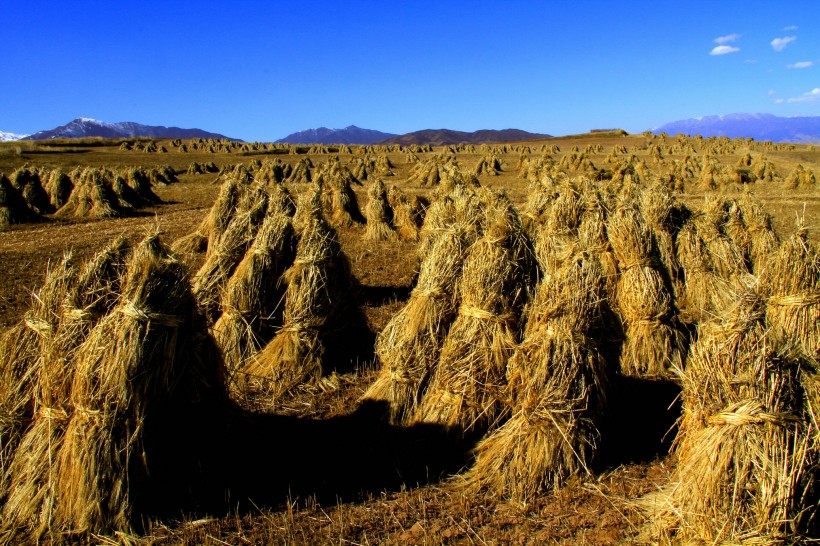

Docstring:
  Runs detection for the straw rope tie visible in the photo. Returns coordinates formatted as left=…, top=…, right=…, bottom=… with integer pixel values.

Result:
left=24, top=316, right=55, bottom=337
left=37, top=406, right=70, bottom=421
left=119, top=302, right=184, bottom=327
left=63, top=306, right=100, bottom=323
left=459, top=305, right=516, bottom=325
left=769, top=292, right=820, bottom=308
left=706, top=400, right=798, bottom=427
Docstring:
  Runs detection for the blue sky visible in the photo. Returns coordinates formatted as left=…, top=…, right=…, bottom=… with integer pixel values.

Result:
left=2, top=1, right=818, bottom=140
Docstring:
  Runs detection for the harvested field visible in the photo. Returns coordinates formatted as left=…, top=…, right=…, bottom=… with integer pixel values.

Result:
left=0, top=133, right=818, bottom=543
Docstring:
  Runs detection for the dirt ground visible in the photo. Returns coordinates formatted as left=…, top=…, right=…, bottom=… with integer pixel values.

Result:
left=0, top=133, right=817, bottom=544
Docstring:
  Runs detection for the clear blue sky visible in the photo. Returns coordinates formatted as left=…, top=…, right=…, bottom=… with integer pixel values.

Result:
left=2, top=1, right=818, bottom=141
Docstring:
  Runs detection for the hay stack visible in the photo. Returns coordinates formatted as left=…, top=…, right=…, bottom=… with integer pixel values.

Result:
left=532, top=182, right=584, bottom=274
left=2, top=238, right=129, bottom=536
left=364, top=179, right=395, bottom=241
left=739, top=191, right=780, bottom=271
left=0, top=256, right=76, bottom=499
left=386, top=185, right=423, bottom=242
left=0, top=174, right=41, bottom=229
left=643, top=291, right=811, bottom=543
left=124, top=166, right=162, bottom=205
left=761, top=224, right=819, bottom=359
left=784, top=164, right=816, bottom=189
left=51, top=234, right=224, bottom=535
left=10, top=167, right=54, bottom=215
left=607, top=205, right=684, bottom=377
left=211, top=210, right=296, bottom=373
left=44, top=170, right=74, bottom=210
left=192, top=187, right=268, bottom=321
left=461, top=253, right=607, bottom=502
left=286, top=158, right=312, bottom=185
left=314, top=162, right=365, bottom=227
left=416, top=193, right=531, bottom=434
left=362, top=225, right=471, bottom=424
left=639, top=184, right=687, bottom=299
left=473, top=155, right=502, bottom=176
left=241, top=214, right=352, bottom=398
left=54, top=168, right=122, bottom=219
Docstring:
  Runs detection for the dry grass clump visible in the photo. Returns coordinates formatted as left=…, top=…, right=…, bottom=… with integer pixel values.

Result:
left=607, top=205, right=685, bottom=377
left=416, top=192, right=531, bottom=434
left=461, top=253, right=607, bottom=503
left=44, top=234, right=224, bottom=535
left=760, top=222, right=819, bottom=359
left=642, top=290, right=812, bottom=543
left=211, top=210, right=296, bottom=373
left=362, top=225, right=471, bottom=425
left=241, top=213, right=353, bottom=399
left=364, top=179, right=395, bottom=241
left=2, top=238, right=129, bottom=537
left=386, top=185, right=424, bottom=242
left=0, top=174, right=42, bottom=229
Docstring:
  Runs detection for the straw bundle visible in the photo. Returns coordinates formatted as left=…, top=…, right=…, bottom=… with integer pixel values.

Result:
left=211, top=211, right=296, bottom=373
left=642, top=291, right=811, bottom=543
left=44, top=170, right=74, bottom=210
left=607, top=205, right=684, bottom=377
left=241, top=215, right=352, bottom=398
left=364, top=179, right=395, bottom=241
left=192, top=190, right=268, bottom=321
left=0, top=175, right=41, bottom=229
left=416, top=194, right=530, bottom=434
left=739, top=191, right=780, bottom=270
left=532, top=183, right=584, bottom=275
left=362, top=226, right=470, bottom=425
left=315, top=163, right=365, bottom=227
left=407, top=158, right=443, bottom=186
left=2, top=238, right=129, bottom=536
left=124, top=166, right=161, bottom=205
left=285, top=158, right=312, bottom=185
left=11, top=167, right=53, bottom=215
left=761, top=224, right=819, bottom=359
left=639, top=184, right=687, bottom=299
left=52, top=234, right=224, bottom=535
left=54, top=168, right=122, bottom=219
left=386, top=185, right=423, bottom=242
left=0, top=256, right=76, bottom=499
left=473, top=155, right=502, bottom=176
left=461, top=254, right=607, bottom=502
left=784, top=164, right=816, bottom=189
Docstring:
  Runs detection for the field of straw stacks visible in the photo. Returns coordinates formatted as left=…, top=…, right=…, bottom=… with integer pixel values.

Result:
left=0, top=131, right=819, bottom=544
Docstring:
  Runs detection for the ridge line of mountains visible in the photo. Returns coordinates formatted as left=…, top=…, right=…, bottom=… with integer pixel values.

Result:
left=2, top=113, right=819, bottom=145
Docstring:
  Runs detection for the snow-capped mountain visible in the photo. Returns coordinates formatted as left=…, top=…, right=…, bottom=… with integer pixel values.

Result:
left=275, top=125, right=398, bottom=145
left=651, top=113, right=820, bottom=144
left=0, top=131, right=29, bottom=141
left=26, top=118, right=236, bottom=141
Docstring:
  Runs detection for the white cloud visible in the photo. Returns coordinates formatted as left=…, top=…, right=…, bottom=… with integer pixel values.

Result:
left=771, top=36, right=796, bottom=52
left=714, top=33, right=741, bottom=44
left=788, top=61, right=814, bottom=69
left=784, top=25, right=798, bottom=31
left=710, top=45, right=740, bottom=56
left=774, top=98, right=785, bottom=104
left=785, top=88, right=820, bottom=103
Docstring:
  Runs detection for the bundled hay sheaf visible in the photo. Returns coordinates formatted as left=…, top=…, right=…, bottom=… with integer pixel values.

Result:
left=2, top=238, right=130, bottom=536
left=386, top=185, right=424, bottom=242
left=607, top=205, right=685, bottom=377
left=461, top=253, right=608, bottom=502
left=241, top=214, right=353, bottom=398
left=10, top=167, right=54, bottom=215
left=44, top=169, right=74, bottom=210
left=54, top=168, right=122, bottom=219
left=642, top=290, right=813, bottom=543
left=416, top=193, right=532, bottom=434
left=50, top=234, right=225, bottom=535
left=364, top=179, right=395, bottom=241
left=363, top=225, right=471, bottom=425
left=212, top=210, right=296, bottom=373
left=0, top=174, right=42, bottom=229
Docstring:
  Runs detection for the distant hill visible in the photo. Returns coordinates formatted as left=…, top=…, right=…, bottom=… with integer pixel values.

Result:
left=651, top=113, right=820, bottom=144
left=25, top=118, right=237, bottom=141
left=275, top=125, right=397, bottom=145
left=0, top=130, right=29, bottom=142
left=380, top=128, right=551, bottom=146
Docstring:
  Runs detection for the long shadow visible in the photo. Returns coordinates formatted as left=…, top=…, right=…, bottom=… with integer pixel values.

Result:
left=139, top=400, right=475, bottom=521
left=358, top=285, right=413, bottom=307
left=597, top=375, right=682, bottom=468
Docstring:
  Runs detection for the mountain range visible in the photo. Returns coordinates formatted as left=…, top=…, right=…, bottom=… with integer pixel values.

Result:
left=4, top=118, right=236, bottom=141
left=379, top=128, right=551, bottom=146
left=651, top=113, right=820, bottom=144
left=275, top=125, right=397, bottom=145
